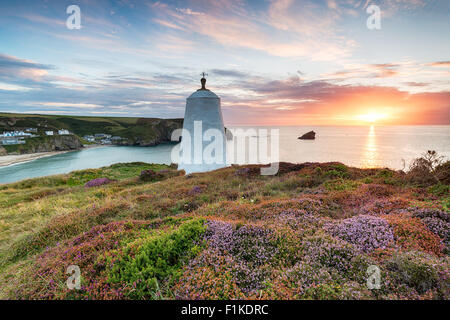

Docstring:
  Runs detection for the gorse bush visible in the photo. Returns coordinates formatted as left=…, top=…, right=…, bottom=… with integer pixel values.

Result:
left=105, top=218, right=206, bottom=299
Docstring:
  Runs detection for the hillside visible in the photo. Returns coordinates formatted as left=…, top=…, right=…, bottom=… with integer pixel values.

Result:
left=0, top=157, right=448, bottom=300
left=0, top=113, right=183, bottom=152
left=1, top=134, right=82, bottom=155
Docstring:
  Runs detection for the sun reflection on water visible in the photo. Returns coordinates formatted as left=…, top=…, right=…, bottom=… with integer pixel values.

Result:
left=361, top=125, right=379, bottom=168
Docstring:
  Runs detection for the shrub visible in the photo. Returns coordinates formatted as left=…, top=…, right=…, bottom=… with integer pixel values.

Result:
left=409, top=207, right=449, bottom=254
left=106, top=218, right=206, bottom=299
left=324, top=179, right=360, bottom=191
left=384, top=214, right=444, bottom=256
left=386, top=251, right=449, bottom=297
left=10, top=221, right=150, bottom=299
left=434, top=161, right=450, bottom=184
left=84, top=178, right=114, bottom=188
left=188, top=185, right=204, bottom=196
left=376, top=169, right=394, bottom=178
left=300, top=233, right=369, bottom=280
left=175, top=220, right=279, bottom=297
left=326, top=215, right=394, bottom=253
left=406, top=150, right=445, bottom=186
left=139, top=169, right=163, bottom=182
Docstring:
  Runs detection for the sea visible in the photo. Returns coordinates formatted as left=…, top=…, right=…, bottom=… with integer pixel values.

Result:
left=0, top=125, right=449, bottom=184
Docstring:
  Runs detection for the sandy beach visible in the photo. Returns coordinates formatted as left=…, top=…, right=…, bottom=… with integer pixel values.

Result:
left=0, top=144, right=106, bottom=168
left=0, top=151, right=70, bottom=167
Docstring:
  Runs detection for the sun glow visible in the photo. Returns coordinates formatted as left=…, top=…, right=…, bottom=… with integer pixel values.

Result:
left=355, top=112, right=388, bottom=123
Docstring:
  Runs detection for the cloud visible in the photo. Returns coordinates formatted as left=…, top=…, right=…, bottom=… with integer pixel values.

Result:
left=148, top=0, right=355, bottom=60
left=0, top=54, right=53, bottom=71
left=0, top=54, right=54, bottom=85
left=1, top=51, right=448, bottom=125
left=219, top=73, right=450, bottom=125
left=428, top=61, right=450, bottom=68
left=327, top=63, right=400, bottom=79
left=176, top=8, right=204, bottom=15
left=210, top=69, right=248, bottom=78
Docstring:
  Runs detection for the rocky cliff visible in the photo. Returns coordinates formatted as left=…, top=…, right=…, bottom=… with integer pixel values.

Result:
left=115, top=118, right=183, bottom=146
left=2, top=134, right=82, bottom=155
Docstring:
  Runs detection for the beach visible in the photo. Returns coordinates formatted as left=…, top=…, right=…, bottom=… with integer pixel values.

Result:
left=0, top=144, right=107, bottom=168
left=0, top=151, right=70, bottom=168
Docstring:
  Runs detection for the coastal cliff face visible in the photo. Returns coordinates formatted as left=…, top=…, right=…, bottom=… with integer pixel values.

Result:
left=115, top=118, right=183, bottom=146
left=2, top=134, right=82, bottom=155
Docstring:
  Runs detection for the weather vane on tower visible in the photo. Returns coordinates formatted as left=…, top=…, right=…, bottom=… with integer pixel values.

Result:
left=200, top=72, right=208, bottom=90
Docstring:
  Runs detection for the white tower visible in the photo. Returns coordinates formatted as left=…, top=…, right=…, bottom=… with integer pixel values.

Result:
left=178, top=74, right=227, bottom=174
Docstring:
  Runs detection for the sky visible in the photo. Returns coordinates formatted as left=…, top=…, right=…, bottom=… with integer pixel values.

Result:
left=0, top=0, right=449, bottom=125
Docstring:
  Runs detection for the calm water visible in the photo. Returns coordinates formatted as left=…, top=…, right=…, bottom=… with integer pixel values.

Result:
left=0, top=126, right=449, bottom=184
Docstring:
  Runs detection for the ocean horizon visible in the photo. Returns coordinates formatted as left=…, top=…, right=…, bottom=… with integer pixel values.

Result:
left=0, top=125, right=448, bottom=184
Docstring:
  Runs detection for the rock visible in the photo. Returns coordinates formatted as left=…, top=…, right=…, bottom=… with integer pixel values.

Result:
left=298, top=131, right=316, bottom=140
left=0, top=146, right=7, bottom=156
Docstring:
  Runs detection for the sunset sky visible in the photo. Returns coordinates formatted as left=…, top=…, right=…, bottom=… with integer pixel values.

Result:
left=0, top=0, right=449, bottom=125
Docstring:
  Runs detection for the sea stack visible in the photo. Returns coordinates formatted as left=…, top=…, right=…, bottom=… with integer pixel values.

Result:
left=298, top=130, right=316, bottom=140
left=178, top=74, right=227, bottom=174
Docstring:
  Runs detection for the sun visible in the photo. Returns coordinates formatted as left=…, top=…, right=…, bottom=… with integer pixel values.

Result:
left=355, top=112, right=387, bottom=123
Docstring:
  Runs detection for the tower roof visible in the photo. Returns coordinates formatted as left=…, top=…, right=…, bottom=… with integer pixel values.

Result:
left=188, top=90, right=219, bottom=99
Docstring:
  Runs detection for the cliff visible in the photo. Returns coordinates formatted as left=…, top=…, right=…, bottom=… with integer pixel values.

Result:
left=114, top=118, right=183, bottom=146
left=2, top=134, right=82, bottom=155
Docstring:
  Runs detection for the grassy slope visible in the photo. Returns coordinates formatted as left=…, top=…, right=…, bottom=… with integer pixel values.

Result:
left=0, top=162, right=448, bottom=299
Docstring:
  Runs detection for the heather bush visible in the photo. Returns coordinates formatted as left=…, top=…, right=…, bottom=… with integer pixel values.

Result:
left=421, top=216, right=450, bottom=254
left=326, top=215, right=394, bottom=253
left=384, top=214, right=444, bottom=256
left=11, top=221, right=150, bottom=299
left=188, top=185, right=204, bottom=196
left=409, top=207, right=450, bottom=254
left=139, top=169, right=163, bottom=182
left=174, top=253, right=246, bottom=299
left=175, top=220, right=279, bottom=297
left=300, top=233, right=370, bottom=280
left=84, top=178, right=114, bottom=188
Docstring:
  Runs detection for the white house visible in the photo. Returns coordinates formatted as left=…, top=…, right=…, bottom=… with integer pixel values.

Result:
left=45, top=131, right=54, bottom=136
left=58, top=129, right=70, bottom=135
left=1, top=131, right=31, bottom=137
